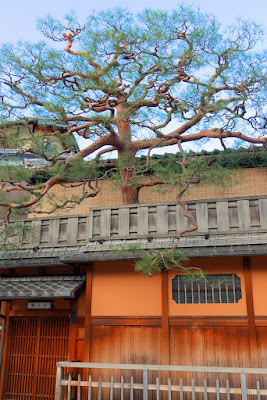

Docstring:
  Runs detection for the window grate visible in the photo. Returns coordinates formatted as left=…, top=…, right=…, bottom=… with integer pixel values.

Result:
left=172, top=273, right=242, bottom=304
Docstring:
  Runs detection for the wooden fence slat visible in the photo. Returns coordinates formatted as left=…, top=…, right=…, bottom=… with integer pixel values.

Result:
left=237, top=200, right=251, bottom=230
left=100, top=209, right=111, bottom=238
left=143, top=370, right=148, bottom=400
left=259, top=199, right=267, bottom=228
left=98, top=375, right=102, bottom=400
left=110, top=375, right=114, bottom=400
left=54, top=366, right=62, bottom=400
left=156, top=377, right=160, bottom=400
left=256, top=380, right=260, bottom=400
left=118, top=208, right=129, bottom=237
left=216, top=379, right=220, bottom=400
left=192, top=378, right=195, bottom=400
left=168, top=377, right=172, bottom=400
left=67, top=218, right=79, bottom=245
left=77, top=373, right=81, bottom=400
left=176, top=204, right=187, bottom=234
left=138, top=207, right=149, bottom=236
left=121, top=376, right=124, bottom=400
left=241, top=373, right=247, bottom=400
left=196, top=203, right=209, bottom=232
left=157, top=205, right=168, bottom=235
left=216, top=201, right=230, bottom=232
left=130, top=376, right=134, bottom=400
left=180, top=378, right=183, bottom=400
left=67, top=373, right=72, bottom=400
left=204, top=379, right=208, bottom=400
left=87, top=374, right=92, bottom=400
left=226, top=379, right=230, bottom=400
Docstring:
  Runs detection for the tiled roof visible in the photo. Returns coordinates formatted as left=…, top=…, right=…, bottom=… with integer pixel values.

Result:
left=0, top=275, right=85, bottom=299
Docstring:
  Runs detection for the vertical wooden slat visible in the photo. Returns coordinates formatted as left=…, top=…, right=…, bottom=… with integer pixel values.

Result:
left=216, top=379, right=220, bottom=400
left=55, top=366, right=62, bottom=400
left=176, top=204, right=187, bottom=234
left=110, top=375, right=114, bottom=400
left=168, top=377, right=172, bottom=400
left=157, top=205, right=168, bottom=235
left=241, top=373, right=247, bottom=400
left=256, top=380, right=261, bottom=400
left=100, top=209, right=111, bottom=238
left=88, top=374, right=92, bottom=400
left=243, top=256, right=259, bottom=368
left=180, top=377, right=183, bottom=400
left=226, top=379, right=230, bottom=400
left=67, top=217, right=79, bottom=245
left=49, top=218, right=60, bottom=246
left=161, top=270, right=170, bottom=365
left=216, top=202, right=230, bottom=232
left=67, top=373, right=72, bottom=400
left=196, top=203, right=209, bottom=232
left=259, top=198, right=267, bottom=228
left=138, top=207, right=149, bottom=236
left=156, top=376, right=160, bottom=400
left=204, top=379, right=208, bottom=400
left=83, top=263, right=93, bottom=394
left=98, top=375, right=102, bottom=400
left=31, top=220, right=42, bottom=246
left=118, top=208, right=129, bottom=237
left=130, top=376, right=134, bottom=400
left=237, top=200, right=251, bottom=231
left=192, top=378, right=195, bottom=400
left=143, top=370, right=148, bottom=400
left=121, top=375, right=124, bottom=400
left=77, top=373, right=81, bottom=400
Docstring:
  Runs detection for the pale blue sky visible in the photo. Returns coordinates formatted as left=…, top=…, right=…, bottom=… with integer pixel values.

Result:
left=0, top=0, right=266, bottom=44
left=0, top=0, right=266, bottom=154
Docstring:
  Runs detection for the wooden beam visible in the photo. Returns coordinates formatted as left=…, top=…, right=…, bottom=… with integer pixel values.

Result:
left=161, top=269, right=170, bottom=365
left=243, top=256, right=259, bottom=367
left=68, top=301, right=77, bottom=362
left=83, top=264, right=93, bottom=363
left=0, top=301, right=10, bottom=400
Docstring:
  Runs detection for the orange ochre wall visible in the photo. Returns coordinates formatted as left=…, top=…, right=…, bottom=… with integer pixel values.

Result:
left=76, top=256, right=266, bottom=318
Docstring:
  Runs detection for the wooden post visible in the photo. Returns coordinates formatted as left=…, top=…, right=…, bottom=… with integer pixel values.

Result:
left=55, top=365, right=63, bottom=400
left=143, top=369, right=148, bottom=400
left=161, top=270, right=170, bottom=365
left=243, top=256, right=259, bottom=367
left=0, top=301, right=10, bottom=400
left=83, top=263, right=93, bottom=396
left=84, top=264, right=93, bottom=363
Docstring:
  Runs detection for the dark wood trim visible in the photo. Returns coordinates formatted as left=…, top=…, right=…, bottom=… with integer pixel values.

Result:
left=9, top=310, right=70, bottom=318
left=161, top=270, right=170, bottom=364
left=68, top=301, right=77, bottom=361
left=243, top=256, right=259, bottom=367
left=0, top=301, right=10, bottom=400
left=75, top=315, right=267, bottom=327
left=91, top=317, right=162, bottom=326
left=83, top=264, right=93, bottom=363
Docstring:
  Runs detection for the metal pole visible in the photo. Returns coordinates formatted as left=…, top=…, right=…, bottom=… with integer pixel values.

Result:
left=143, top=369, right=148, bottom=400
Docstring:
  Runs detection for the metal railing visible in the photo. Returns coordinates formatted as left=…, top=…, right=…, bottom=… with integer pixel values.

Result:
left=55, top=362, right=267, bottom=400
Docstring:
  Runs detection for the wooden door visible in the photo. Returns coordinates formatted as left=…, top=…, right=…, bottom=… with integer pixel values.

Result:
left=4, top=318, right=69, bottom=400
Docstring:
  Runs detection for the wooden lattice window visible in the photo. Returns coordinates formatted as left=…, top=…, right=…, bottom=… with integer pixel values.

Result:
left=172, top=273, right=242, bottom=304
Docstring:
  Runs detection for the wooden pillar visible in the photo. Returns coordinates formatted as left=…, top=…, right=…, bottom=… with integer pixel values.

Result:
left=83, top=264, right=93, bottom=363
left=243, top=256, right=259, bottom=367
left=161, top=270, right=170, bottom=365
left=0, top=301, right=11, bottom=400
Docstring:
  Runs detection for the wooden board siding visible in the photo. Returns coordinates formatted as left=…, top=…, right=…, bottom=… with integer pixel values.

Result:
left=4, top=318, right=69, bottom=400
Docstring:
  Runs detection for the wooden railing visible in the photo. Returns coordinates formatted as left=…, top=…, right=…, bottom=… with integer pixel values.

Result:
left=55, top=362, right=267, bottom=400
left=5, top=195, right=267, bottom=249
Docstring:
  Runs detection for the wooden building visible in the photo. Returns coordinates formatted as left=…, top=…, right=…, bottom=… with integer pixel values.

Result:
left=1, top=167, right=267, bottom=399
